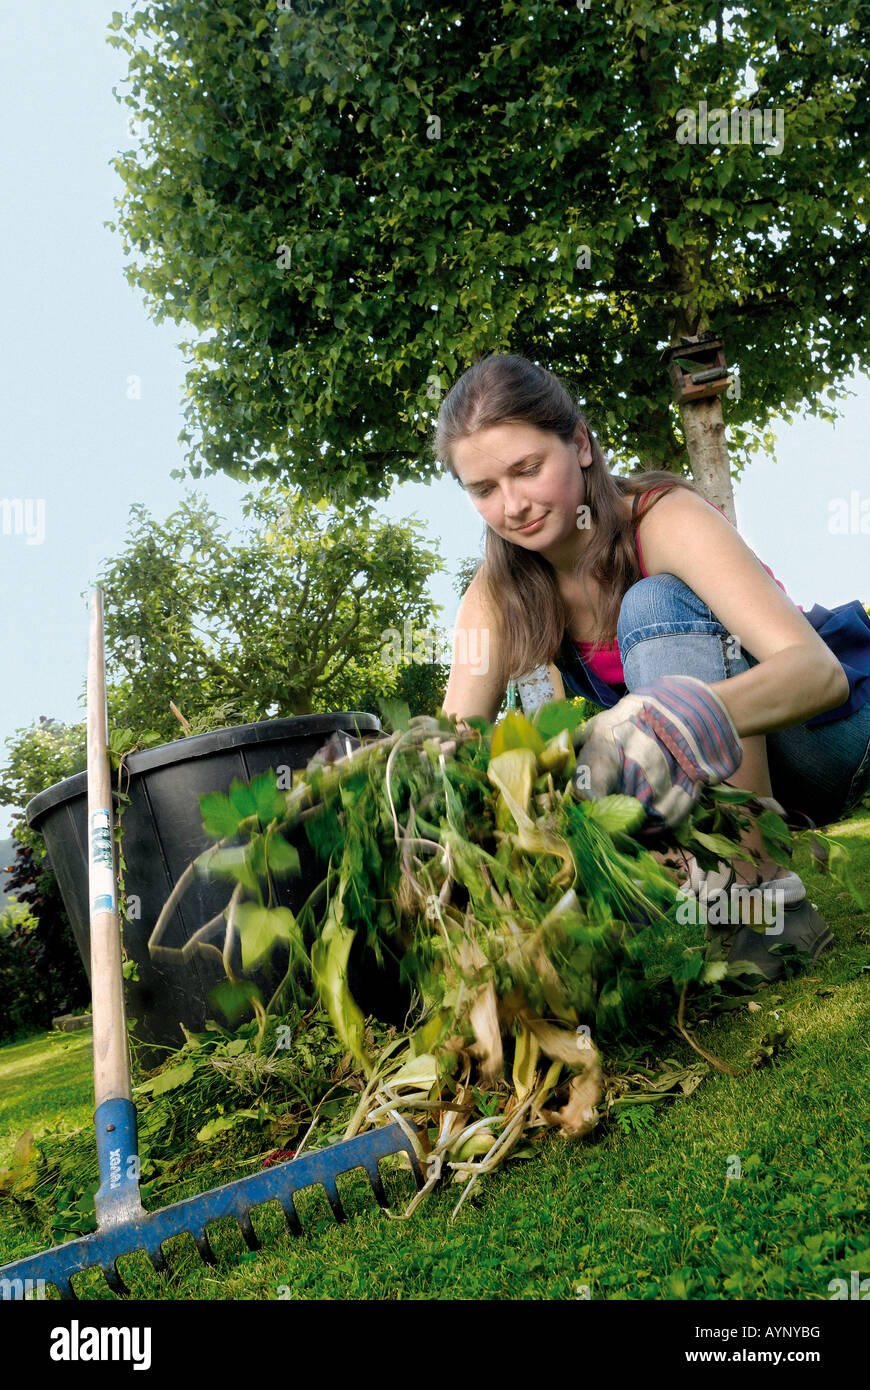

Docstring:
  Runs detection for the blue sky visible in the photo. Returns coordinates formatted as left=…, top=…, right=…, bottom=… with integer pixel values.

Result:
left=2, top=6, right=868, bottom=835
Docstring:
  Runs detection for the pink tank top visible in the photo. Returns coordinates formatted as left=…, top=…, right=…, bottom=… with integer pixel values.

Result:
left=572, top=487, right=791, bottom=685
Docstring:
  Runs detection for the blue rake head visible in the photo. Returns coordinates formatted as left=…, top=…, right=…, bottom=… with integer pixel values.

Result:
left=0, top=1120, right=423, bottom=1301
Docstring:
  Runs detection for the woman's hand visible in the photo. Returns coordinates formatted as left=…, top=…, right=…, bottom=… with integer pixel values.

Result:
left=570, top=675, right=742, bottom=828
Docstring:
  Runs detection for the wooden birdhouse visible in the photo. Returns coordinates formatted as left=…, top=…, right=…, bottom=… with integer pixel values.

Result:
left=661, top=334, right=732, bottom=405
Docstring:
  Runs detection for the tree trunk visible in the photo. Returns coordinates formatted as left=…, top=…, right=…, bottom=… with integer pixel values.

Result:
left=677, top=393, right=736, bottom=524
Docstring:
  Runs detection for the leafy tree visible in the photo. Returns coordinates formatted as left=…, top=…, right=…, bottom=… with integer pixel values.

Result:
left=108, top=0, right=870, bottom=519
left=96, top=485, right=447, bottom=734
left=0, top=717, right=87, bottom=814
left=0, top=719, right=90, bottom=1037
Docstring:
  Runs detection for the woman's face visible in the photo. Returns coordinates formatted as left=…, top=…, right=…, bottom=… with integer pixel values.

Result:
left=451, top=422, right=592, bottom=552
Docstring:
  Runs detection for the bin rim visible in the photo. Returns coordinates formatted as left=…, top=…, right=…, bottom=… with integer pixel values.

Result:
left=25, top=711, right=382, bottom=829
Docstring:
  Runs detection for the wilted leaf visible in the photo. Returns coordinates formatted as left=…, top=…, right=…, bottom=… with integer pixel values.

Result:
left=389, top=1052, right=440, bottom=1090
left=0, top=1130, right=39, bottom=1193
left=311, top=900, right=371, bottom=1077
left=509, top=822, right=576, bottom=887
left=487, top=748, right=537, bottom=828
left=538, top=728, right=576, bottom=776
left=540, top=1055, right=603, bottom=1138
left=512, top=1019, right=540, bottom=1104
left=468, top=981, right=504, bottom=1085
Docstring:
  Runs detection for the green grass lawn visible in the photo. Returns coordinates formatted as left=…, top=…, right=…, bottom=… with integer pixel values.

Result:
left=1, top=817, right=868, bottom=1301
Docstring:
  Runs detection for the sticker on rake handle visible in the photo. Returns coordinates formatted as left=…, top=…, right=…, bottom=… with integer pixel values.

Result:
left=89, top=807, right=116, bottom=916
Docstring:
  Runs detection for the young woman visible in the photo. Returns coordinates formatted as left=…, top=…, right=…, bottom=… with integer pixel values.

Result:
left=436, top=354, right=870, bottom=979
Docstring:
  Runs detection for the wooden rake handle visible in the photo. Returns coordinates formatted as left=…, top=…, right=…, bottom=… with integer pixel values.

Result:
left=87, top=589, right=132, bottom=1108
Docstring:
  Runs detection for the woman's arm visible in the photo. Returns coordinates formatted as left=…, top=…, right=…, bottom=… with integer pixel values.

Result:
left=637, top=489, right=849, bottom=736
left=442, top=576, right=510, bottom=724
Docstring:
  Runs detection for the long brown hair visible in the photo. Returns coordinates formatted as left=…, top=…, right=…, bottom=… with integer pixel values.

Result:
left=432, top=353, right=703, bottom=680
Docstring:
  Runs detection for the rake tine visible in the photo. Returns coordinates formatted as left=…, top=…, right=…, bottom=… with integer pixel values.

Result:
left=147, top=1246, right=167, bottom=1275
left=280, top=1199, right=302, bottom=1235
left=194, top=1232, right=217, bottom=1265
left=237, top=1212, right=260, bottom=1251
left=102, top=1263, right=129, bottom=1297
left=364, top=1162, right=389, bottom=1208
left=321, top=1179, right=346, bottom=1223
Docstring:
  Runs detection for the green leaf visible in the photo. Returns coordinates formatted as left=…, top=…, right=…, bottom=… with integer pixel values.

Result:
left=376, top=697, right=410, bottom=731
left=691, top=829, right=746, bottom=859
left=196, top=1109, right=260, bottom=1142
left=490, top=710, right=546, bottom=759
left=251, top=771, right=285, bottom=824
left=708, top=785, right=757, bottom=805
left=150, top=1060, right=197, bottom=1095
left=208, top=979, right=263, bottom=1026
left=200, top=791, right=243, bottom=840
left=756, top=809, right=791, bottom=845
left=236, top=904, right=299, bottom=970
left=265, top=833, right=301, bottom=876
left=826, top=843, right=867, bottom=910
left=533, top=700, right=585, bottom=741
left=584, top=795, right=645, bottom=835
left=228, top=778, right=257, bottom=820
left=205, top=845, right=260, bottom=891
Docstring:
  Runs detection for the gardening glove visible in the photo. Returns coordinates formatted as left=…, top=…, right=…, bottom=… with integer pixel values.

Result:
left=570, top=675, right=742, bottom=829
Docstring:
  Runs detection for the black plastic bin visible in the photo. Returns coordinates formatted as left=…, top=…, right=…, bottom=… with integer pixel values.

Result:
left=26, top=714, right=408, bottom=1062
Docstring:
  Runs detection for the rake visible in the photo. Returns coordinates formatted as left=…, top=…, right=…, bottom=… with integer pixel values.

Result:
left=0, top=591, right=422, bottom=1300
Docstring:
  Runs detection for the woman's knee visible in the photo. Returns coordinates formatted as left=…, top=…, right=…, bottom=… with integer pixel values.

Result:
left=616, top=573, right=710, bottom=647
